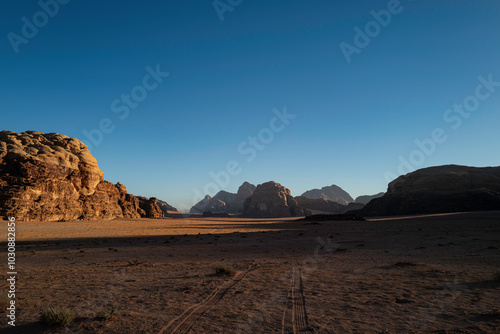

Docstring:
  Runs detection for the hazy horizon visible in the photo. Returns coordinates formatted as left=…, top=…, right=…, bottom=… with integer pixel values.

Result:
left=2, top=0, right=499, bottom=211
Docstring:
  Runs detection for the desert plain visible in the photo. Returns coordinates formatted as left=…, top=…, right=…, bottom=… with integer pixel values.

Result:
left=1, top=211, right=499, bottom=333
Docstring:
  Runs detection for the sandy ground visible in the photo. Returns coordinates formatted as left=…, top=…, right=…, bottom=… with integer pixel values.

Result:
left=1, top=211, right=499, bottom=333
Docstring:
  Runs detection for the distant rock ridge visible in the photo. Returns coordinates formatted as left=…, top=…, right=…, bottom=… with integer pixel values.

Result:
left=354, top=192, right=385, bottom=205
left=352, top=165, right=500, bottom=216
left=0, top=130, right=176, bottom=221
left=242, top=181, right=307, bottom=218
left=301, top=184, right=354, bottom=205
left=189, top=182, right=256, bottom=214
left=295, top=196, right=364, bottom=214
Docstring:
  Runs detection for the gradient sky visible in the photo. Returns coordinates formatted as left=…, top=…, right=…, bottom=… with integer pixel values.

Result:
left=2, top=0, right=499, bottom=211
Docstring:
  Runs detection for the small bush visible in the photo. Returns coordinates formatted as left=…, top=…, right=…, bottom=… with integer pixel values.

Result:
left=215, top=265, right=235, bottom=276
left=98, top=306, right=120, bottom=321
left=40, top=307, right=75, bottom=327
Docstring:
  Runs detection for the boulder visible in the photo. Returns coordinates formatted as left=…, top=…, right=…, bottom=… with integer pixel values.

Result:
left=353, top=165, right=500, bottom=216
left=242, top=181, right=307, bottom=218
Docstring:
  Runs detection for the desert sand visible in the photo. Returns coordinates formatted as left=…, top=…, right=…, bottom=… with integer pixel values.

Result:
left=1, top=211, right=499, bottom=333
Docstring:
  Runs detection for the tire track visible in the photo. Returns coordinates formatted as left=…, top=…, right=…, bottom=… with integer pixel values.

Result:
left=282, top=267, right=312, bottom=334
left=159, top=263, right=255, bottom=334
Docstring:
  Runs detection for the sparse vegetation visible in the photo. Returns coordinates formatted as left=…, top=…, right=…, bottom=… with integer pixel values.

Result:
left=128, top=259, right=143, bottom=266
left=97, top=306, right=120, bottom=321
left=215, top=264, right=235, bottom=276
left=40, top=307, right=75, bottom=327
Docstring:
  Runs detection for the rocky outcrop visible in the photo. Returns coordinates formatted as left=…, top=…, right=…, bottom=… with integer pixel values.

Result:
left=190, top=195, right=212, bottom=213
left=301, top=185, right=354, bottom=205
left=242, top=181, right=307, bottom=218
left=157, top=199, right=178, bottom=216
left=0, top=131, right=167, bottom=221
left=137, top=197, right=164, bottom=219
left=189, top=182, right=256, bottom=214
left=354, top=192, right=385, bottom=205
left=353, top=165, right=500, bottom=216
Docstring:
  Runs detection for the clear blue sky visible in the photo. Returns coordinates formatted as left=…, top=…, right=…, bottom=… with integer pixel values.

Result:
left=2, top=0, right=499, bottom=211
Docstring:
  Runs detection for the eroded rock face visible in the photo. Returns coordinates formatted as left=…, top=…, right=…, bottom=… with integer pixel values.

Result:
left=354, top=165, right=500, bottom=216
left=242, top=181, right=306, bottom=218
left=0, top=131, right=167, bottom=221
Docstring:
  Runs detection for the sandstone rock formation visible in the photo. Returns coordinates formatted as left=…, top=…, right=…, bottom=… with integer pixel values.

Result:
left=301, top=185, right=354, bottom=205
left=0, top=131, right=171, bottom=221
left=157, top=199, right=178, bottom=216
left=242, top=181, right=307, bottom=218
left=354, top=192, right=385, bottom=205
left=353, top=165, right=500, bottom=216
left=189, top=182, right=256, bottom=214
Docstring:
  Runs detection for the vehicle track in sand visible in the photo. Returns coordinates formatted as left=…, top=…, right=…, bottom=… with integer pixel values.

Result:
left=282, top=267, right=312, bottom=334
left=158, top=263, right=256, bottom=334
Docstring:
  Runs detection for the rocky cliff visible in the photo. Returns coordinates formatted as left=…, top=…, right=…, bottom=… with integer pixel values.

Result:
left=301, top=184, right=354, bottom=205
left=0, top=131, right=171, bottom=221
left=353, top=165, right=500, bottom=216
left=242, top=181, right=307, bottom=218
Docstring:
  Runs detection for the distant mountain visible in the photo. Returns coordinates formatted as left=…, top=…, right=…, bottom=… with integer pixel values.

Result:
left=204, top=191, right=237, bottom=212
left=157, top=199, right=178, bottom=215
left=189, top=182, right=256, bottom=214
left=354, top=192, right=385, bottom=205
left=301, top=185, right=354, bottom=205
left=242, top=181, right=307, bottom=218
left=351, top=165, right=500, bottom=216
left=190, top=195, right=211, bottom=213
left=295, top=196, right=364, bottom=214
